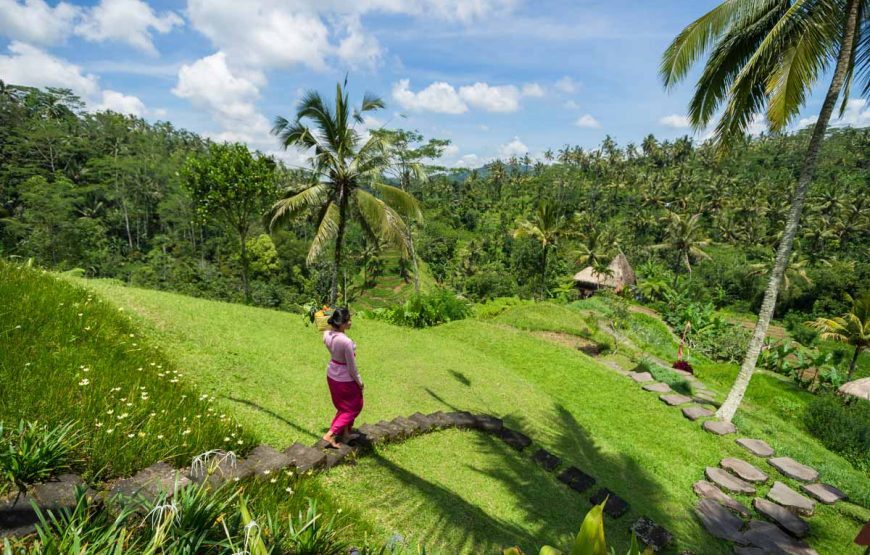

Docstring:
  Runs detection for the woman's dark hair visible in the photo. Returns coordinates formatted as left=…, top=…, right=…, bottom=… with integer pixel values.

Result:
left=328, top=307, right=352, bottom=329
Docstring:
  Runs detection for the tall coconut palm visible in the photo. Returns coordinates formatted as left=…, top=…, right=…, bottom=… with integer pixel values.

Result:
left=748, top=250, right=813, bottom=292
left=269, top=80, right=421, bottom=304
left=662, top=0, right=866, bottom=422
left=808, top=292, right=869, bottom=380
left=650, top=212, right=712, bottom=273
left=513, top=200, right=570, bottom=299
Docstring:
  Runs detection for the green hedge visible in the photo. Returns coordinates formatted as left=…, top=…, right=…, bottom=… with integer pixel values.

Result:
left=804, top=395, right=870, bottom=472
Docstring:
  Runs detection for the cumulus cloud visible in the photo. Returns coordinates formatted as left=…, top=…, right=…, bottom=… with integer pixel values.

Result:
left=0, top=0, right=80, bottom=46
left=455, top=153, right=482, bottom=167
left=335, top=15, right=383, bottom=70
left=575, top=114, right=601, bottom=128
left=95, top=89, right=147, bottom=116
left=458, top=82, right=520, bottom=112
left=659, top=114, right=691, bottom=129
left=799, top=99, right=870, bottom=129
left=555, top=76, right=579, bottom=94
left=498, top=136, right=528, bottom=158
left=392, top=79, right=468, bottom=114
left=75, top=0, right=182, bottom=55
left=521, top=82, right=545, bottom=97
left=0, top=41, right=99, bottom=98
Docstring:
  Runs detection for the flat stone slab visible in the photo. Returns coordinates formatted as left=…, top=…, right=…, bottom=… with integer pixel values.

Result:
left=246, top=444, right=291, bottom=477
left=376, top=420, right=405, bottom=439
left=532, top=448, right=561, bottom=472
left=705, top=467, right=756, bottom=495
left=736, top=438, right=774, bottom=458
left=740, top=520, right=818, bottom=554
left=753, top=498, right=809, bottom=538
left=392, top=416, right=421, bottom=435
left=445, top=411, right=478, bottom=428
left=720, top=458, right=768, bottom=483
left=660, top=393, right=692, bottom=406
left=768, top=457, right=819, bottom=482
left=408, top=412, right=436, bottom=432
left=682, top=405, right=714, bottom=421
left=692, top=392, right=719, bottom=406
left=589, top=488, right=629, bottom=518
left=0, top=474, right=92, bottom=532
left=703, top=421, right=737, bottom=436
left=357, top=423, right=388, bottom=444
left=630, top=517, right=673, bottom=552
left=642, top=382, right=671, bottom=393
left=323, top=443, right=354, bottom=469
left=108, top=462, right=191, bottom=506
left=496, top=427, right=532, bottom=451
left=426, top=411, right=454, bottom=429
left=692, top=480, right=751, bottom=517
left=767, top=481, right=815, bottom=516
left=283, top=443, right=326, bottom=472
left=694, top=498, right=745, bottom=542
left=629, top=371, right=654, bottom=383
left=472, top=414, right=504, bottom=433
left=800, top=483, right=847, bottom=505
left=557, top=467, right=596, bottom=493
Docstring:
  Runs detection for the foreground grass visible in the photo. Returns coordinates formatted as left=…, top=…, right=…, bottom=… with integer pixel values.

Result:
left=0, top=263, right=254, bottom=486
left=79, top=278, right=869, bottom=554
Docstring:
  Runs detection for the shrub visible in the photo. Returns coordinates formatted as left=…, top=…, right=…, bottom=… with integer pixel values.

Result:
left=691, top=323, right=751, bottom=363
left=364, top=290, right=471, bottom=328
left=783, top=312, right=819, bottom=346
left=635, top=360, right=691, bottom=395
left=474, top=297, right=533, bottom=320
left=804, top=396, right=870, bottom=472
left=0, top=421, right=81, bottom=495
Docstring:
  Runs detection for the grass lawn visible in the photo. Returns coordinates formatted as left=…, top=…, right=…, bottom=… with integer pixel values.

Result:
left=77, top=278, right=870, bottom=554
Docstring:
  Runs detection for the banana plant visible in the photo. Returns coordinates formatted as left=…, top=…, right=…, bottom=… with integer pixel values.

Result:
left=503, top=500, right=652, bottom=555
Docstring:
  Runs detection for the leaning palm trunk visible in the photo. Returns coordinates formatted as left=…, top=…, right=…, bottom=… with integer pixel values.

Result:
left=407, top=222, right=421, bottom=293
left=331, top=195, right=349, bottom=306
left=717, top=0, right=861, bottom=422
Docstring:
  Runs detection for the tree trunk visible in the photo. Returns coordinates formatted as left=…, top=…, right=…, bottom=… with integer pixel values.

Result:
left=239, top=228, right=251, bottom=303
left=848, top=345, right=860, bottom=381
left=716, top=0, right=861, bottom=423
left=408, top=222, right=420, bottom=294
left=330, top=194, right=348, bottom=306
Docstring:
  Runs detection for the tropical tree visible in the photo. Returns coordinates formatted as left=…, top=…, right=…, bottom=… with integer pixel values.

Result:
left=808, top=292, right=869, bottom=380
left=513, top=200, right=571, bottom=299
left=747, top=251, right=813, bottom=292
left=269, top=80, right=422, bottom=304
left=575, top=227, right=618, bottom=277
left=650, top=212, right=711, bottom=273
left=662, top=0, right=866, bottom=421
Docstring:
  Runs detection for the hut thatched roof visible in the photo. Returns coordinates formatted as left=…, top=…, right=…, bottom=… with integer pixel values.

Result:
left=573, top=252, right=636, bottom=291
left=839, top=377, right=870, bottom=401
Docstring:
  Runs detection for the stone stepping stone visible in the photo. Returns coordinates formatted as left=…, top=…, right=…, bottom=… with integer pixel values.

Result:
left=245, top=444, right=291, bottom=477
left=283, top=443, right=326, bottom=473
left=800, top=483, right=847, bottom=505
left=392, top=416, right=421, bottom=435
left=740, top=520, right=818, bottom=554
left=694, top=498, right=745, bottom=542
left=1, top=474, right=92, bottom=532
left=445, top=411, right=478, bottom=428
left=693, top=391, right=718, bottom=405
left=557, top=467, right=596, bottom=493
left=589, top=488, right=629, bottom=518
left=720, top=458, right=768, bottom=483
left=660, top=393, right=692, bottom=406
left=630, top=517, right=673, bottom=552
left=629, top=371, right=654, bottom=383
left=376, top=420, right=405, bottom=439
left=753, top=498, right=810, bottom=538
left=692, top=480, right=751, bottom=517
left=357, top=423, right=388, bottom=444
left=408, top=412, right=437, bottom=433
left=736, top=438, right=774, bottom=458
left=705, top=467, right=756, bottom=495
left=426, top=411, right=454, bottom=429
left=768, top=457, right=819, bottom=482
left=702, top=421, right=737, bottom=436
left=642, top=382, right=671, bottom=393
left=682, top=405, right=714, bottom=421
left=532, top=448, right=561, bottom=472
left=107, top=462, right=191, bottom=506
left=472, top=414, right=504, bottom=433
left=496, top=427, right=532, bottom=451
left=767, top=481, right=815, bottom=516
left=323, top=443, right=354, bottom=469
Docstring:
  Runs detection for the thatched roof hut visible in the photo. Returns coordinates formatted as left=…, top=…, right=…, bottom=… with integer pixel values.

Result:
left=839, top=377, right=870, bottom=401
left=573, top=252, right=636, bottom=293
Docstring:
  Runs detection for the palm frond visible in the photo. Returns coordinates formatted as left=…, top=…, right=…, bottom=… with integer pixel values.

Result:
left=361, top=92, right=386, bottom=113
left=268, top=184, right=329, bottom=231
left=354, top=189, right=410, bottom=254
left=307, top=202, right=340, bottom=264
left=372, top=182, right=423, bottom=222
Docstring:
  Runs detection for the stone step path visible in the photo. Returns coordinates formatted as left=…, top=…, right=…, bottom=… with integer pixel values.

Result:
left=642, top=382, right=671, bottom=393
left=800, top=483, right=847, bottom=505
left=753, top=498, right=810, bottom=538
left=720, top=458, right=768, bottom=483
left=768, top=457, right=820, bottom=483
left=682, top=405, right=714, bottom=421
left=660, top=393, right=692, bottom=406
left=692, top=480, right=751, bottom=518
left=702, top=421, right=737, bottom=436
left=705, top=467, right=756, bottom=495
left=736, top=438, right=774, bottom=458
left=767, top=482, right=815, bottom=516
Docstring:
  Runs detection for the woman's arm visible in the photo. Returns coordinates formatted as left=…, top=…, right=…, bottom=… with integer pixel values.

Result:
left=342, top=337, right=363, bottom=386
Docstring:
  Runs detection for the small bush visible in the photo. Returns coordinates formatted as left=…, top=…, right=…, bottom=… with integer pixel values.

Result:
left=804, top=396, right=870, bottom=472
left=0, top=421, right=81, bottom=494
left=363, top=289, right=471, bottom=328
left=635, top=360, right=691, bottom=395
left=783, top=312, right=819, bottom=346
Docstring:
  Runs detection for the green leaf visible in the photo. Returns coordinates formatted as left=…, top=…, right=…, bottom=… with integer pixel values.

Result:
left=540, top=546, right=565, bottom=555
left=570, top=500, right=608, bottom=555
left=503, top=548, right=525, bottom=555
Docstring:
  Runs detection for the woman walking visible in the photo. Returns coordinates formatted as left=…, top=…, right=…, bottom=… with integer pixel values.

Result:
left=322, top=307, right=364, bottom=448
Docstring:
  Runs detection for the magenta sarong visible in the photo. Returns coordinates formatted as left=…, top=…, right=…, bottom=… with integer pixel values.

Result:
left=327, top=376, right=363, bottom=435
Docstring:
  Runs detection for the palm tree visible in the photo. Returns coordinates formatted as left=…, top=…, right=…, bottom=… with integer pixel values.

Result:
left=808, top=292, right=869, bottom=380
left=513, top=200, right=570, bottom=299
left=662, top=0, right=865, bottom=422
left=650, top=212, right=712, bottom=273
left=575, top=227, right=618, bottom=273
left=748, top=251, right=812, bottom=292
left=269, top=80, right=421, bottom=304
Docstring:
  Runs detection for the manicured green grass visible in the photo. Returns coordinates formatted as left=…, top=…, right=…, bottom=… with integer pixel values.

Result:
left=76, top=278, right=870, bottom=554
left=0, top=263, right=254, bottom=486
left=490, top=303, right=596, bottom=338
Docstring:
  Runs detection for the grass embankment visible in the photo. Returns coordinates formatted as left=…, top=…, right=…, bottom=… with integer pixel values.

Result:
left=78, top=278, right=869, bottom=554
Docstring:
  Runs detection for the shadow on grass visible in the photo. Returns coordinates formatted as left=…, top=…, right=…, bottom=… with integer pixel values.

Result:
left=223, top=395, right=318, bottom=440
left=449, top=370, right=472, bottom=387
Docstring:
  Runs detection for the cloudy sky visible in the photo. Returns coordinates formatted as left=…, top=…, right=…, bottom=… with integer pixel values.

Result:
left=1, top=0, right=868, bottom=168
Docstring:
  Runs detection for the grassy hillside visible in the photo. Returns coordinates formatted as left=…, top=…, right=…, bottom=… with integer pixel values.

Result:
left=76, top=277, right=870, bottom=554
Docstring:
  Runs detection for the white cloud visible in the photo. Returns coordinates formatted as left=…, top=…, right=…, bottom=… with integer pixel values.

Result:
left=575, top=114, right=601, bottom=128
left=498, top=136, right=528, bottom=158
left=0, top=41, right=99, bottom=98
left=563, top=99, right=580, bottom=110
left=75, top=0, right=182, bottom=55
left=797, top=115, right=818, bottom=129
left=555, top=76, right=579, bottom=94
left=392, top=79, right=467, bottom=114
left=442, top=143, right=460, bottom=157
left=335, top=15, right=383, bottom=69
left=95, top=89, right=146, bottom=116
left=458, top=82, right=520, bottom=112
left=0, top=0, right=80, bottom=46
left=747, top=113, right=767, bottom=136
left=659, top=114, right=691, bottom=129
left=521, top=82, right=545, bottom=97
left=455, top=153, right=481, bottom=167
left=832, top=99, right=870, bottom=127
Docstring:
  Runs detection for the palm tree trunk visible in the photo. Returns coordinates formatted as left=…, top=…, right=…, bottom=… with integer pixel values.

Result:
left=848, top=346, right=860, bottom=381
left=717, top=0, right=861, bottom=423
left=408, top=223, right=420, bottom=294
left=331, top=196, right=348, bottom=305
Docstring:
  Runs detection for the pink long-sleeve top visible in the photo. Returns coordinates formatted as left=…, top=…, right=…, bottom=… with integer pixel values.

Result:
left=324, top=330, right=362, bottom=385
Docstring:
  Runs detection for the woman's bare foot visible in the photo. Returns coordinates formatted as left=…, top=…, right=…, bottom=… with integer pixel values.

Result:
left=322, top=432, right=342, bottom=449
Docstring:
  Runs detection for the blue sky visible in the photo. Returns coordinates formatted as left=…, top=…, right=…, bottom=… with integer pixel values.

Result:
left=1, top=0, right=867, bottom=168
